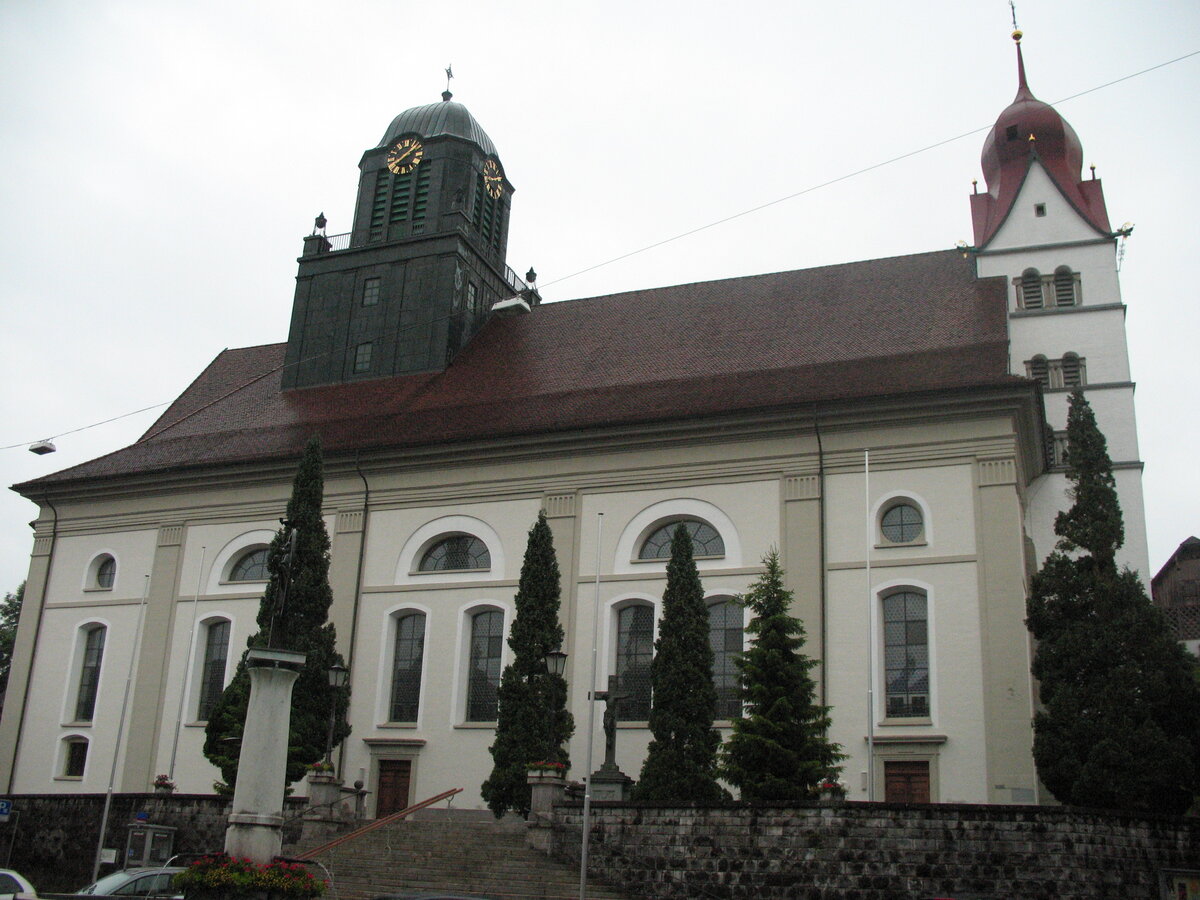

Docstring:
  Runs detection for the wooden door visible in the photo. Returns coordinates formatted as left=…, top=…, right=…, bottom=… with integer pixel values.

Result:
left=377, top=759, right=412, bottom=818
left=884, top=760, right=930, bottom=803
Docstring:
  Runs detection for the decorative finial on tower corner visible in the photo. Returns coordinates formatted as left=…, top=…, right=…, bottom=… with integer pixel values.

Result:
left=1089, top=164, right=1097, bottom=180
left=972, top=178, right=978, bottom=195
left=443, top=64, right=454, bottom=102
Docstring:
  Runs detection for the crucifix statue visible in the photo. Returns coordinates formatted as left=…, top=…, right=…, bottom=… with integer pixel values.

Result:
left=597, top=674, right=630, bottom=771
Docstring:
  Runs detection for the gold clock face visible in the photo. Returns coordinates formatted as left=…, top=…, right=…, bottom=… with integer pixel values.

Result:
left=482, top=158, right=503, bottom=199
left=386, top=137, right=424, bottom=175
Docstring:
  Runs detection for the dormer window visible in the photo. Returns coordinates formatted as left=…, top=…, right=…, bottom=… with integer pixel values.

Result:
left=1034, top=203, right=1047, bottom=217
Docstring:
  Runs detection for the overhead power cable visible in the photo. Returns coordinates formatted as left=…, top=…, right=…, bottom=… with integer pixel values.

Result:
left=4, top=49, right=1196, bottom=453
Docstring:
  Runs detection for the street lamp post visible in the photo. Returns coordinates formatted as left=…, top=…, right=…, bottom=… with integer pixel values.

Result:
left=324, top=663, right=349, bottom=768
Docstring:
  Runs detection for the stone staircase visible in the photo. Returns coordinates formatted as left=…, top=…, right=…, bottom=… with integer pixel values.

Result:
left=297, top=811, right=635, bottom=900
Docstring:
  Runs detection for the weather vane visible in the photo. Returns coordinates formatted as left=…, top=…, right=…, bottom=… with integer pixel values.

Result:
left=445, top=64, right=453, bottom=93
left=1009, top=1, right=1018, bottom=30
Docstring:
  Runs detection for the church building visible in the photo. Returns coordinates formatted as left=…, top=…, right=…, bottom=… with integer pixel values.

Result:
left=0, top=32, right=1146, bottom=813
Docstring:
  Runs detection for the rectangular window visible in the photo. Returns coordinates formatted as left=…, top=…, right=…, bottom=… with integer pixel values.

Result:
left=466, top=611, right=503, bottom=722
left=616, top=605, right=654, bottom=721
left=353, top=342, right=373, bottom=373
left=708, top=600, right=742, bottom=720
left=390, top=613, right=426, bottom=722
left=65, top=740, right=88, bottom=777
left=362, top=277, right=381, bottom=306
left=76, top=627, right=106, bottom=722
left=197, top=620, right=230, bottom=721
left=883, top=591, right=928, bottom=718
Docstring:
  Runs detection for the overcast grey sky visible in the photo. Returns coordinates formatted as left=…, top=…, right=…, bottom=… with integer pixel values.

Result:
left=2, top=0, right=1197, bottom=593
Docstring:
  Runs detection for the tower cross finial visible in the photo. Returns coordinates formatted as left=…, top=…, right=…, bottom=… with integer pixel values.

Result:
left=445, top=64, right=453, bottom=92
left=1009, top=1, right=1019, bottom=31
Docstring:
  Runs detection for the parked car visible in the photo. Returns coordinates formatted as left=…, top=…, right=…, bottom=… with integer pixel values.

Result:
left=0, top=868, right=37, bottom=899
left=74, top=867, right=183, bottom=899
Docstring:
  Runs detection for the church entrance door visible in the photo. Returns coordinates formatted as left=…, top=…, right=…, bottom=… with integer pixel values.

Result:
left=376, top=759, right=412, bottom=818
left=884, top=760, right=930, bottom=803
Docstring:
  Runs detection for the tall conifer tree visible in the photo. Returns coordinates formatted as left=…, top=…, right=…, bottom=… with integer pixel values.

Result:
left=1027, top=392, right=1200, bottom=813
left=481, top=512, right=573, bottom=817
left=204, top=436, right=351, bottom=789
left=720, top=551, right=843, bottom=801
left=631, top=524, right=727, bottom=803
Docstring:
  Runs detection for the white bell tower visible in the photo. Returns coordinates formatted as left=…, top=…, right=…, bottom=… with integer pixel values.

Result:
left=971, top=30, right=1148, bottom=580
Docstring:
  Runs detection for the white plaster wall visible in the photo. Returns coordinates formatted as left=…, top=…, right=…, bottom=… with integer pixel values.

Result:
left=1008, top=308, right=1131, bottom=385
left=984, top=164, right=1110, bottom=252
left=13, top=601, right=145, bottom=792
left=1025, top=468, right=1150, bottom=582
left=152, top=594, right=264, bottom=793
left=363, top=499, right=542, bottom=588
left=825, top=463, right=977, bottom=562
left=45, top=529, right=159, bottom=601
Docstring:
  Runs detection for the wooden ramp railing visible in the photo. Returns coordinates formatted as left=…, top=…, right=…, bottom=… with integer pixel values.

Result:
left=297, top=787, right=463, bottom=859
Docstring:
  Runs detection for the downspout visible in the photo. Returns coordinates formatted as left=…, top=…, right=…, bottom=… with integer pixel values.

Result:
left=340, top=451, right=371, bottom=778
left=6, top=495, right=59, bottom=793
left=813, top=407, right=828, bottom=704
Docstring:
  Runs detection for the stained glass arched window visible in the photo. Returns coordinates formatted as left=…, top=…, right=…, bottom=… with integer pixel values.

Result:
left=638, top=520, right=724, bottom=560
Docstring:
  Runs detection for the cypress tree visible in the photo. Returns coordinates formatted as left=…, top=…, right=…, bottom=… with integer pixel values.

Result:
left=204, top=436, right=351, bottom=789
left=631, top=524, right=727, bottom=803
left=720, top=551, right=843, bottom=802
left=481, top=512, right=573, bottom=817
left=0, top=582, right=25, bottom=695
left=1027, top=391, right=1200, bottom=813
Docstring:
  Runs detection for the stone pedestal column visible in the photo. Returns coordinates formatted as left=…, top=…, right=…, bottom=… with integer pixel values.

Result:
left=526, top=771, right=566, bottom=852
left=224, top=648, right=305, bottom=863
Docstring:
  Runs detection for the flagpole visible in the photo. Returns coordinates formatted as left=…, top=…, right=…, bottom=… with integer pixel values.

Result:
left=865, top=449, right=875, bottom=801
left=579, top=512, right=603, bottom=900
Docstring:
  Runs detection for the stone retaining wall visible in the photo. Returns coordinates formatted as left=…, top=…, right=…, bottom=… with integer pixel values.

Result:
left=550, top=801, right=1200, bottom=900
left=0, top=794, right=307, bottom=893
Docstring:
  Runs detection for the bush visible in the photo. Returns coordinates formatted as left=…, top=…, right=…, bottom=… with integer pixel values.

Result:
left=172, top=854, right=325, bottom=898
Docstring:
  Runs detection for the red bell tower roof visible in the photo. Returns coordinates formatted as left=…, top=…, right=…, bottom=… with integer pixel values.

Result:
left=971, top=32, right=1112, bottom=247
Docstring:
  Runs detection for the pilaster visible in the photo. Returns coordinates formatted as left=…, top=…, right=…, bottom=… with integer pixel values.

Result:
left=121, top=525, right=186, bottom=790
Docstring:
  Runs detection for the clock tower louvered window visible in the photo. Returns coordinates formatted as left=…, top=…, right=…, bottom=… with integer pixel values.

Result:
left=370, top=167, right=432, bottom=243
left=472, top=176, right=502, bottom=252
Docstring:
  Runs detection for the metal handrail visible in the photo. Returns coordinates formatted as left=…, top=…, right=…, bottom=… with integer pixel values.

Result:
left=297, top=787, right=463, bottom=859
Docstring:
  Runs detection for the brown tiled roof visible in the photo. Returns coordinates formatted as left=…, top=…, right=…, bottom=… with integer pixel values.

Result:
left=16, top=249, right=1018, bottom=490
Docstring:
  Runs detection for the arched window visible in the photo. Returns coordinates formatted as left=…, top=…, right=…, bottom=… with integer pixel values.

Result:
left=466, top=610, right=503, bottom=721
left=229, top=548, right=269, bottom=582
left=419, top=535, right=490, bottom=572
left=638, top=520, right=725, bottom=560
left=615, top=605, right=654, bottom=720
left=883, top=590, right=929, bottom=718
left=1053, top=266, right=1078, bottom=307
left=880, top=502, right=924, bottom=545
left=708, top=599, right=742, bottom=720
left=1027, top=355, right=1050, bottom=389
left=94, top=555, right=116, bottom=590
left=1020, top=268, right=1044, bottom=309
left=61, top=736, right=89, bottom=778
left=390, top=612, right=426, bottom=722
left=75, top=625, right=106, bottom=722
left=197, top=619, right=230, bottom=721
left=1061, top=352, right=1083, bottom=388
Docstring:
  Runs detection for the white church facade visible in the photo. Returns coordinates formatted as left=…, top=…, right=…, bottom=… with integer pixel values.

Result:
left=0, top=33, right=1146, bottom=815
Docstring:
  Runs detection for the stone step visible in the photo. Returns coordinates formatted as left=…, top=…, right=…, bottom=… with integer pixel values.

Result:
left=302, top=816, right=632, bottom=900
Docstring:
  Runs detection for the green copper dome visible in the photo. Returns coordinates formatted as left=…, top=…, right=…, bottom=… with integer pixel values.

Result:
left=379, top=92, right=498, bottom=157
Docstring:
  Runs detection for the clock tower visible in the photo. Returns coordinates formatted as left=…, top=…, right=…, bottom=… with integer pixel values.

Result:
left=282, top=91, right=533, bottom=389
